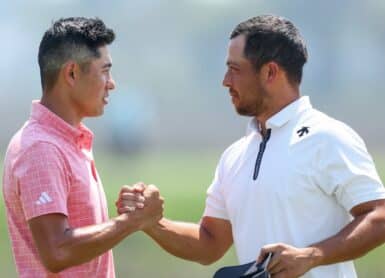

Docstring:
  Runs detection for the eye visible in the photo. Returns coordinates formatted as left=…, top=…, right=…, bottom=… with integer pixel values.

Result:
left=230, top=67, right=239, bottom=73
left=103, top=69, right=111, bottom=76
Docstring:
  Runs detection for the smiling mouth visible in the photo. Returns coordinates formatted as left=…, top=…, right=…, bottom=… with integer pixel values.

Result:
left=229, top=90, right=238, bottom=99
left=229, top=88, right=238, bottom=95
left=103, top=95, right=109, bottom=104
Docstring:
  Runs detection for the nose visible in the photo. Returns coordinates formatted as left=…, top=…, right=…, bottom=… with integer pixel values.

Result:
left=107, top=75, right=116, bottom=91
left=222, top=70, right=232, bottom=88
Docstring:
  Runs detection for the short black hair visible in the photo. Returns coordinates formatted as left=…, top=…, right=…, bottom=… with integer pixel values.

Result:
left=230, top=15, right=308, bottom=84
left=38, top=17, right=115, bottom=91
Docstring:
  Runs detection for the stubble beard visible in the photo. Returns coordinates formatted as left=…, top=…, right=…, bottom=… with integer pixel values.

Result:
left=235, top=101, right=264, bottom=117
left=235, top=91, right=266, bottom=117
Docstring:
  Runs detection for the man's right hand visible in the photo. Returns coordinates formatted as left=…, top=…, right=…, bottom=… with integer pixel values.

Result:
left=117, top=183, right=164, bottom=230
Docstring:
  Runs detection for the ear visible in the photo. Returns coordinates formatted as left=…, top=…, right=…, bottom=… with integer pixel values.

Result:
left=62, top=61, right=80, bottom=87
left=259, top=62, right=279, bottom=84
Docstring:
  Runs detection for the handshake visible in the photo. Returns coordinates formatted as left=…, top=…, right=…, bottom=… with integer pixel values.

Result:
left=115, top=183, right=164, bottom=231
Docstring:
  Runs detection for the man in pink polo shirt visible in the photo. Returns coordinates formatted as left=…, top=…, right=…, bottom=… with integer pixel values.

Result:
left=2, top=17, right=162, bottom=277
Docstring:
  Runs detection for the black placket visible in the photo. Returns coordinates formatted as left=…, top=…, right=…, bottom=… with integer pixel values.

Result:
left=253, top=129, right=271, bottom=180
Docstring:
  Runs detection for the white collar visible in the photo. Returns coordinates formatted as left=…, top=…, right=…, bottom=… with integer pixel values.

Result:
left=247, top=96, right=312, bottom=135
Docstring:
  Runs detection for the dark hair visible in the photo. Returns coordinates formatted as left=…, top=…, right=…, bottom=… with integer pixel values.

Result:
left=38, top=17, right=115, bottom=91
left=230, top=15, right=308, bottom=84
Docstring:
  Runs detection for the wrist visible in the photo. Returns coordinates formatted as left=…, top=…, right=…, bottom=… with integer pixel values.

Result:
left=305, top=246, right=324, bottom=268
left=142, top=218, right=165, bottom=235
left=115, top=213, right=142, bottom=234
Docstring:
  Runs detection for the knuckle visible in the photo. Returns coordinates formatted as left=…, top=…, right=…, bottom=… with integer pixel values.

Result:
left=137, top=181, right=146, bottom=187
left=121, top=185, right=132, bottom=191
left=148, top=184, right=158, bottom=191
left=277, top=243, right=285, bottom=248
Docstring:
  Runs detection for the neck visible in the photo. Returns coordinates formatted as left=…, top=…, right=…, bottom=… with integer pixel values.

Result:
left=256, top=87, right=300, bottom=134
left=40, top=89, right=82, bottom=127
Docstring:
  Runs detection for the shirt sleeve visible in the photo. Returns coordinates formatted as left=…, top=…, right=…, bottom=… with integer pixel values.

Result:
left=203, top=156, right=229, bottom=220
left=14, top=142, right=70, bottom=220
left=315, top=123, right=385, bottom=211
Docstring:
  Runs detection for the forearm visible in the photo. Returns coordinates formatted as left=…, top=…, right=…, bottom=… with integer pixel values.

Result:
left=309, top=207, right=385, bottom=267
left=144, top=218, right=219, bottom=265
left=39, top=214, right=140, bottom=272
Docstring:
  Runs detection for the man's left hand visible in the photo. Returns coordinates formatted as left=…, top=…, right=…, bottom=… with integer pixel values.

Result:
left=257, top=243, right=319, bottom=278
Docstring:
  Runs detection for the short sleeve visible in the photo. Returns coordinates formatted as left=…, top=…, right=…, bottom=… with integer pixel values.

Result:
left=14, top=142, right=70, bottom=220
left=203, top=157, right=229, bottom=220
left=315, top=123, right=385, bottom=211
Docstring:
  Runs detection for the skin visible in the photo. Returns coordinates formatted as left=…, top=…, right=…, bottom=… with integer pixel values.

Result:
left=28, top=46, right=164, bottom=273
left=118, top=184, right=233, bottom=265
left=29, top=184, right=163, bottom=273
left=117, top=34, right=299, bottom=265
left=223, top=34, right=299, bottom=135
left=40, top=46, right=115, bottom=126
left=119, top=35, right=385, bottom=277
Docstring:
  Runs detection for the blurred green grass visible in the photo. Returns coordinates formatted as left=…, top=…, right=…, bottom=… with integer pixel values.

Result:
left=1, top=150, right=385, bottom=277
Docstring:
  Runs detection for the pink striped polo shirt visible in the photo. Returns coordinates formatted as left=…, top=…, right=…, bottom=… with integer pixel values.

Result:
left=2, top=101, right=115, bottom=278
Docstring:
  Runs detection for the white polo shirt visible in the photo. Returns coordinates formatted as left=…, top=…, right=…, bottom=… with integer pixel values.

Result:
left=204, top=96, right=385, bottom=278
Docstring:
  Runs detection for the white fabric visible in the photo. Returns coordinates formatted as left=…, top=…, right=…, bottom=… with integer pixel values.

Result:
left=204, top=96, right=385, bottom=278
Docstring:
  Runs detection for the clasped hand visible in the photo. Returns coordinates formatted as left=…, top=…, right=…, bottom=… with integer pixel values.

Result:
left=115, top=182, right=164, bottom=230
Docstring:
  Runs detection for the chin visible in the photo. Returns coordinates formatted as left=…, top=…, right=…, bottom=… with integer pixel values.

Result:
left=235, top=106, right=251, bottom=116
left=89, top=109, right=104, bottom=118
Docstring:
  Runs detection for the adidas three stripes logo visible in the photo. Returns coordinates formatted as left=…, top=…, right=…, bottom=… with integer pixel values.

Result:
left=35, top=192, right=53, bottom=205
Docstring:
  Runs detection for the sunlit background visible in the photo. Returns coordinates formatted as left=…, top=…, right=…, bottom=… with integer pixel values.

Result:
left=1, top=0, right=385, bottom=277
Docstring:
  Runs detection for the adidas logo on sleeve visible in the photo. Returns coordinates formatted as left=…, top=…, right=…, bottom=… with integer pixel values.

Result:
left=35, top=192, right=53, bottom=205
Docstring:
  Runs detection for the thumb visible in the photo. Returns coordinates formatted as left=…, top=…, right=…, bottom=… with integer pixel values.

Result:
left=133, top=182, right=147, bottom=192
left=257, top=245, right=275, bottom=263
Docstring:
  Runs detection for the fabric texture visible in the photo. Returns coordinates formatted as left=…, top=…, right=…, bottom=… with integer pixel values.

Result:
left=2, top=101, right=115, bottom=278
left=204, top=96, right=385, bottom=278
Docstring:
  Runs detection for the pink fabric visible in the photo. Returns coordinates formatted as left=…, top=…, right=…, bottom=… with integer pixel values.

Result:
left=2, top=101, right=115, bottom=278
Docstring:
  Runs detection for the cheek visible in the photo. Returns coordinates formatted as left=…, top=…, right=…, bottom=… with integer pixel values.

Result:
left=89, top=77, right=106, bottom=94
left=236, top=77, right=253, bottom=93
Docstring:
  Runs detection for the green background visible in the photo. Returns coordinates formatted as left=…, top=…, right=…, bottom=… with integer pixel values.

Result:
left=1, top=151, right=385, bottom=277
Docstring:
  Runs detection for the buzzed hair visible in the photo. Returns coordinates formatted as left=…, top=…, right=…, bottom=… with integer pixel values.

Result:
left=231, top=15, right=308, bottom=84
left=38, top=17, right=115, bottom=91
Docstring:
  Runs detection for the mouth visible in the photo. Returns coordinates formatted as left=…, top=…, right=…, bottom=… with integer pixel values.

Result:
left=229, top=90, right=239, bottom=102
left=103, top=95, right=109, bottom=104
left=229, top=88, right=238, bottom=96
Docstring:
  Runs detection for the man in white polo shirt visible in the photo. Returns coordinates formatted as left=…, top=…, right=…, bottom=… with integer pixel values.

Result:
left=117, top=15, right=385, bottom=277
